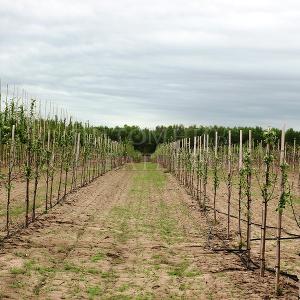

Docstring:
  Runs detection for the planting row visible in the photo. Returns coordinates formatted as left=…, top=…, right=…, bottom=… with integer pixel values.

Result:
left=0, top=97, right=135, bottom=240
left=154, top=128, right=300, bottom=295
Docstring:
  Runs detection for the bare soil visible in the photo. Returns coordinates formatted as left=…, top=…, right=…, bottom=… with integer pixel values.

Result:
left=205, top=171, right=300, bottom=279
left=0, top=163, right=298, bottom=299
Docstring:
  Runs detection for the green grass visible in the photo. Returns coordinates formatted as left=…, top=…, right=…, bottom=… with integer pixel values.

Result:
left=63, top=260, right=116, bottom=278
left=87, top=285, right=102, bottom=299
left=100, top=270, right=118, bottom=279
left=13, top=251, right=28, bottom=258
left=87, top=268, right=101, bottom=275
left=91, top=252, right=105, bottom=262
left=10, top=267, right=26, bottom=275
left=168, top=261, right=202, bottom=278
left=57, top=245, right=73, bottom=253
left=132, top=163, right=182, bottom=243
left=106, top=295, right=131, bottom=300
left=34, top=265, right=56, bottom=275
left=135, top=293, right=155, bottom=300
left=106, top=163, right=168, bottom=243
left=293, top=196, right=300, bottom=204
left=0, top=173, right=74, bottom=219
left=109, top=208, right=132, bottom=242
left=130, top=163, right=166, bottom=191
left=168, top=261, right=189, bottom=277
left=63, top=262, right=84, bottom=273
left=106, top=163, right=185, bottom=245
left=157, top=199, right=181, bottom=243
left=185, top=269, right=203, bottom=277
left=103, top=293, right=154, bottom=300
left=10, top=259, right=58, bottom=278
left=11, top=280, right=25, bottom=289
left=118, top=284, right=130, bottom=292
left=64, top=262, right=102, bottom=275
left=0, top=203, right=26, bottom=217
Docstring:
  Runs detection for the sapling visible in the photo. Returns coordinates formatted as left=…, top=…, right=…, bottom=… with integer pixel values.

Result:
left=195, top=152, right=201, bottom=202
left=186, top=148, right=192, bottom=194
left=88, top=134, right=93, bottom=182
left=184, top=139, right=188, bottom=187
left=292, top=139, right=296, bottom=173
left=213, top=131, right=219, bottom=223
left=6, top=125, right=15, bottom=234
left=238, top=130, right=243, bottom=245
left=80, top=132, right=86, bottom=186
left=202, top=134, right=209, bottom=209
left=259, top=128, right=277, bottom=277
left=244, top=130, right=252, bottom=266
left=227, top=130, right=232, bottom=239
left=57, top=127, right=66, bottom=202
left=92, top=136, right=97, bottom=180
left=182, top=139, right=186, bottom=186
left=71, top=132, right=80, bottom=190
left=192, top=136, right=197, bottom=197
left=297, top=146, right=300, bottom=192
left=32, top=129, right=43, bottom=221
left=98, top=135, right=102, bottom=176
left=197, top=136, right=202, bottom=201
left=179, top=141, right=184, bottom=184
left=49, top=130, right=56, bottom=208
left=275, top=127, right=289, bottom=294
left=104, top=135, right=109, bottom=173
left=24, top=100, right=35, bottom=227
left=63, top=125, right=73, bottom=198
left=45, top=130, right=51, bottom=211
left=183, top=139, right=187, bottom=185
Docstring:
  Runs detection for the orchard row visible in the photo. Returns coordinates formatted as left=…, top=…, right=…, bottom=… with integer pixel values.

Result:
left=154, top=128, right=300, bottom=295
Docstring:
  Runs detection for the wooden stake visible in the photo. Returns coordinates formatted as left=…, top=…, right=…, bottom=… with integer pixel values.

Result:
left=227, top=130, right=232, bottom=239
left=238, top=130, right=243, bottom=244
left=275, top=126, right=286, bottom=294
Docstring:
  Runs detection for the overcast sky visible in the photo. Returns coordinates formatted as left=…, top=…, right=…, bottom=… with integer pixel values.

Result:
left=0, top=0, right=300, bottom=129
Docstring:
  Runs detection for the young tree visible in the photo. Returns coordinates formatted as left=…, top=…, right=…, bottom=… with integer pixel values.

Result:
left=259, top=128, right=277, bottom=277
left=275, top=127, right=289, bottom=294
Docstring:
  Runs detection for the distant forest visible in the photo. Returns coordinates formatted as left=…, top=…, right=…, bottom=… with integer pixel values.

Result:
left=97, top=125, right=300, bottom=154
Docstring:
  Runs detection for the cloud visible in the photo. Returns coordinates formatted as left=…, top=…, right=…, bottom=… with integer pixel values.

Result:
left=0, top=0, right=300, bottom=129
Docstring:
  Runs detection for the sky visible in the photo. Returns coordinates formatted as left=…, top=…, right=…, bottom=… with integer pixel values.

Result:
left=0, top=0, right=300, bottom=129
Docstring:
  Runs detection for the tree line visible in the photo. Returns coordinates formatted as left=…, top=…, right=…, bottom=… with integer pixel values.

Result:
left=97, top=125, right=300, bottom=154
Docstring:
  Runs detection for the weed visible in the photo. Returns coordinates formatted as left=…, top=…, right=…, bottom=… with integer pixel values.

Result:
left=63, top=262, right=82, bottom=273
left=91, top=252, right=105, bottom=262
left=87, top=268, right=101, bottom=274
left=10, top=267, right=26, bottom=275
left=101, top=270, right=118, bottom=279
left=11, top=280, right=24, bottom=288
left=87, top=285, right=102, bottom=299
left=118, top=284, right=130, bottom=292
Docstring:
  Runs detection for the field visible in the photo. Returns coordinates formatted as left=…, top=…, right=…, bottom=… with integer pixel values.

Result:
left=0, top=98, right=298, bottom=299
left=155, top=132, right=300, bottom=299
left=0, top=163, right=298, bottom=299
left=2, top=1, right=300, bottom=299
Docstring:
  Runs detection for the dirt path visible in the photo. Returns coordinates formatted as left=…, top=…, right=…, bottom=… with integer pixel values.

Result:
left=0, top=163, right=297, bottom=299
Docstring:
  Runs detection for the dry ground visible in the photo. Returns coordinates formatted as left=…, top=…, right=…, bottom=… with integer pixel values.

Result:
left=205, top=169, right=300, bottom=278
left=0, top=163, right=298, bottom=299
left=0, top=167, right=89, bottom=237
